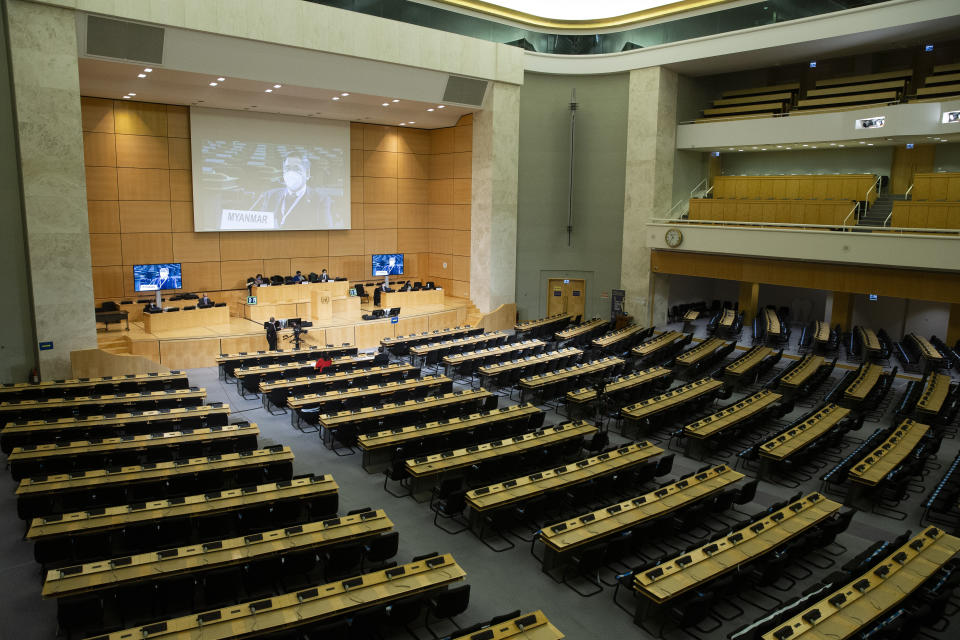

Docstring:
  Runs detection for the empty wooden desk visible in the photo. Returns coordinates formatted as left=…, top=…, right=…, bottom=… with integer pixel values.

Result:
left=42, top=509, right=393, bottom=599
left=259, top=363, right=419, bottom=411
left=449, top=611, right=565, bottom=640
left=26, top=475, right=338, bottom=544
left=719, top=309, right=736, bottom=329
left=235, top=354, right=375, bottom=395
left=631, top=331, right=688, bottom=361
left=674, top=337, right=728, bottom=369
left=684, top=390, right=783, bottom=457
left=357, top=403, right=542, bottom=469
left=779, top=355, right=825, bottom=390
left=555, top=318, right=606, bottom=342
left=0, top=387, right=207, bottom=422
left=466, top=441, right=663, bottom=515
left=763, top=308, right=782, bottom=340
left=621, top=378, right=724, bottom=432
left=724, top=345, right=774, bottom=379
left=813, top=321, right=830, bottom=347
left=381, top=288, right=444, bottom=308
left=762, top=526, right=960, bottom=640
left=515, top=313, right=573, bottom=334
left=217, top=345, right=358, bottom=379
left=95, top=554, right=465, bottom=640
left=591, top=324, right=648, bottom=352
left=0, top=371, right=189, bottom=401
left=915, top=373, right=951, bottom=418
left=318, top=389, right=493, bottom=436
left=405, top=420, right=596, bottom=496
left=443, top=339, right=544, bottom=374
left=518, top=357, right=623, bottom=403
left=909, top=333, right=945, bottom=369
left=0, top=404, right=230, bottom=453
left=7, top=422, right=260, bottom=480
left=843, top=363, right=884, bottom=401
left=409, top=332, right=508, bottom=367
left=565, top=367, right=672, bottom=417
left=848, top=419, right=930, bottom=487
left=381, top=326, right=480, bottom=354
left=857, top=327, right=881, bottom=358
left=477, top=348, right=582, bottom=388
left=539, top=464, right=743, bottom=571
left=143, top=306, right=230, bottom=333
left=758, top=403, right=851, bottom=469
left=633, top=492, right=841, bottom=619
left=683, top=310, right=700, bottom=321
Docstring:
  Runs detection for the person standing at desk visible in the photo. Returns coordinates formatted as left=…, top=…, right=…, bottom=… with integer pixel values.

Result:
left=319, top=269, right=330, bottom=282
left=265, top=317, right=278, bottom=351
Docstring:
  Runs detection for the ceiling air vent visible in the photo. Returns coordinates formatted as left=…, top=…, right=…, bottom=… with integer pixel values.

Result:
left=442, top=76, right=488, bottom=108
left=85, top=15, right=164, bottom=64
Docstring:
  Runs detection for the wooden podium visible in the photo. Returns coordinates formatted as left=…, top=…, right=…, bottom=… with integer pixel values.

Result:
left=311, top=289, right=361, bottom=321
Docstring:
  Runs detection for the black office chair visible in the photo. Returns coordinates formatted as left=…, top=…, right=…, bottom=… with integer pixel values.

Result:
left=426, top=584, right=471, bottom=637
left=374, top=288, right=382, bottom=307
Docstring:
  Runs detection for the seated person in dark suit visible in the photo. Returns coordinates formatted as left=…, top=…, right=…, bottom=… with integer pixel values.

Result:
left=380, top=281, right=394, bottom=293
left=198, top=293, right=213, bottom=307
left=400, top=282, right=412, bottom=292
left=293, top=271, right=306, bottom=283
left=319, top=269, right=331, bottom=282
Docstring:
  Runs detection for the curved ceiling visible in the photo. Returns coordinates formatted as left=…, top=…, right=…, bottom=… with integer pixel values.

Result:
left=426, top=0, right=738, bottom=29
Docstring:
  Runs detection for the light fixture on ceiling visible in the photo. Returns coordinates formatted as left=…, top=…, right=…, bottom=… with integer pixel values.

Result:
left=137, top=73, right=147, bottom=78
left=382, top=102, right=390, bottom=107
left=392, top=99, right=399, bottom=103
left=776, top=145, right=782, bottom=148
left=437, top=105, right=445, bottom=109
left=341, top=92, right=349, bottom=97
left=399, top=122, right=407, bottom=126
left=128, top=93, right=136, bottom=97
left=408, top=121, right=415, bottom=124
left=838, top=144, right=845, bottom=147
left=143, top=68, right=152, bottom=73
left=332, top=96, right=340, bottom=101
left=273, top=84, right=282, bottom=88
left=217, top=77, right=225, bottom=82
left=265, top=89, right=273, bottom=93
left=209, top=82, right=218, bottom=86
left=427, top=108, right=435, bottom=112
left=122, top=95, right=131, bottom=99
left=802, top=144, right=809, bottom=147
left=867, top=143, right=874, bottom=146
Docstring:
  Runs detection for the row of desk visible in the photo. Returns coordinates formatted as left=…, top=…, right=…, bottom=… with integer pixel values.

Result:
left=380, top=325, right=481, bottom=352
left=915, top=372, right=952, bottom=417
left=288, top=375, right=453, bottom=417
left=908, top=332, right=945, bottom=368
left=762, top=308, right=783, bottom=340
left=565, top=366, right=673, bottom=414
left=217, top=345, right=359, bottom=378
left=555, top=317, right=607, bottom=342
left=621, top=377, right=724, bottom=425
left=724, top=345, right=776, bottom=378
left=234, top=354, right=376, bottom=391
left=0, top=387, right=207, bottom=421
left=684, top=389, right=783, bottom=449
left=842, top=362, right=884, bottom=401
left=0, top=371, right=189, bottom=400
left=857, top=326, right=881, bottom=357
left=631, top=331, right=690, bottom=361
left=675, top=337, right=730, bottom=369
left=518, top=357, right=624, bottom=403
left=514, top=313, right=573, bottom=337
left=591, top=324, right=649, bottom=351
left=259, top=363, right=420, bottom=410
left=779, top=355, right=826, bottom=389
left=477, top=348, right=583, bottom=386
left=443, top=339, right=544, bottom=371
left=759, top=403, right=851, bottom=464
left=317, top=389, right=494, bottom=434
left=410, top=331, right=509, bottom=365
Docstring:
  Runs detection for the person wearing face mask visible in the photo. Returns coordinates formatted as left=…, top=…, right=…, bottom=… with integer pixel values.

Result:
left=251, top=152, right=336, bottom=228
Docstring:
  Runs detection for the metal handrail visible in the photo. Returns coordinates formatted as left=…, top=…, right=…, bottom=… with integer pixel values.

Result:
left=905, top=183, right=914, bottom=199
left=864, top=175, right=880, bottom=209
left=649, top=217, right=960, bottom=237
left=690, top=179, right=707, bottom=197
left=842, top=202, right=859, bottom=229
left=664, top=198, right=688, bottom=220
left=883, top=211, right=893, bottom=227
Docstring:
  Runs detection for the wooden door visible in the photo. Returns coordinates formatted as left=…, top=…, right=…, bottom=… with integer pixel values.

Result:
left=547, top=278, right=586, bottom=320
left=891, top=144, right=935, bottom=194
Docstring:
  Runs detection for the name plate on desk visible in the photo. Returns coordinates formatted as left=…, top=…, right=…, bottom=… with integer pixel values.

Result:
left=247, top=296, right=257, bottom=305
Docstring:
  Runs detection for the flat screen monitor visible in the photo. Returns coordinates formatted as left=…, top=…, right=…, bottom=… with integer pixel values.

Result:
left=133, top=263, right=182, bottom=291
left=372, top=254, right=404, bottom=276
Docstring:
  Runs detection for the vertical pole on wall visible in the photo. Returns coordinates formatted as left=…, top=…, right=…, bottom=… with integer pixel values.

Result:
left=567, top=88, right=578, bottom=246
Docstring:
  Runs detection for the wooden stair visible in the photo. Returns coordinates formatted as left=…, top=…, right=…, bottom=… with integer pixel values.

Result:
left=464, top=301, right=484, bottom=328
left=96, top=333, right=131, bottom=355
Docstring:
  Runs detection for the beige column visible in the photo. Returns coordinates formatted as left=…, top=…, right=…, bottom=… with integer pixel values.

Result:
left=7, top=0, right=97, bottom=378
left=471, top=81, right=520, bottom=313
left=620, top=67, right=678, bottom=324
left=830, top=292, right=854, bottom=331
left=738, top=282, right=760, bottom=325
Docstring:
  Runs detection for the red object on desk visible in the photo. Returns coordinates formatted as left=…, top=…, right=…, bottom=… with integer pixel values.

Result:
left=315, top=358, right=332, bottom=372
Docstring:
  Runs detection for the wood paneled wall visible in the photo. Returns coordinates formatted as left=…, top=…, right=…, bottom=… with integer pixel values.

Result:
left=82, top=98, right=472, bottom=308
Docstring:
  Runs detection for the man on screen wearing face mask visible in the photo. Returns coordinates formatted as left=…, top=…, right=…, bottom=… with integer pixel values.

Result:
left=252, top=152, right=335, bottom=229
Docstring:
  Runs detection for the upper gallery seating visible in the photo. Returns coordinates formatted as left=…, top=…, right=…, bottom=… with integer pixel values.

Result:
left=697, top=82, right=800, bottom=122
left=892, top=172, right=960, bottom=230
left=795, top=69, right=912, bottom=113
left=911, top=61, right=960, bottom=102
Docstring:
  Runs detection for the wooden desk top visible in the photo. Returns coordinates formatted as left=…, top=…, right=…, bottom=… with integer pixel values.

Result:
left=684, top=390, right=782, bottom=440
left=96, top=554, right=466, bottom=640
left=916, top=373, right=951, bottom=415
left=719, top=309, right=736, bottom=327
left=318, top=389, right=492, bottom=428
left=381, top=325, right=476, bottom=346
left=762, top=526, right=960, bottom=640
left=409, top=332, right=508, bottom=356
left=591, top=324, right=646, bottom=348
left=259, top=364, right=418, bottom=394
left=848, top=419, right=930, bottom=486
left=466, top=441, right=663, bottom=512
left=541, top=464, right=743, bottom=552
left=759, top=404, right=851, bottom=461
left=406, top=421, right=596, bottom=477
left=450, top=611, right=565, bottom=640
left=477, top=348, right=582, bottom=377
left=0, top=371, right=186, bottom=396
left=725, top=345, right=774, bottom=376
left=763, top=309, right=782, bottom=336
left=683, top=310, right=700, bottom=321
left=566, top=367, right=671, bottom=405
left=515, top=314, right=573, bottom=331
left=8, top=423, right=258, bottom=462
left=0, top=387, right=205, bottom=413
left=42, top=510, right=393, bottom=599
left=216, top=345, right=357, bottom=365
left=555, top=318, right=605, bottom=340
left=814, top=321, right=830, bottom=344
left=358, top=404, right=541, bottom=451
left=632, top=331, right=685, bottom=357
left=909, top=333, right=942, bottom=361
left=287, top=375, right=450, bottom=409
left=17, top=446, right=293, bottom=496
left=1, top=404, right=230, bottom=436
left=634, top=493, right=841, bottom=603
left=843, top=363, right=884, bottom=400
left=519, top=357, right=623, bottom=390
left=26, top=475, right=337, bottom=541
left=235, top=354, right=374, bottom=379
left=857, top=327, right=881, bottom=352
left=443, top=339, right=544, bottom=365
left=621, top=378, right=724, bottom=421
left=780, top=355, right=825, bottom=388
left=675, top=337, right=728, bottom=366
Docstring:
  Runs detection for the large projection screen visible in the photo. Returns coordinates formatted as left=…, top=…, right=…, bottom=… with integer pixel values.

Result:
left=190, top=107, right=350, bottom=231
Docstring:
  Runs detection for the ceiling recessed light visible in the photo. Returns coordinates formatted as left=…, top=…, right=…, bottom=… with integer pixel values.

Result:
left=143, top=68, right=152, bottom=73
left=427, top=108, right=435, bottom=112
left=399, top=122, right=407, bottom=126
left=776, top=145, right=782, bottom=148
left=802, top=144, right=809, bottom=147
left=437, top=105, right=445, bottom=109
left=137, top=73, right=147, bottom=78
left=859, top=141, right=865, bottom=144
left=867, top=143, right=874, bottom=146
left=122, top=95, right=131, bottom=99
left=392, top=99, right=400, bottom=103
left=332, top=96, right=340, bottom=101
left=382, top=102, right=390, bottom=107
left=408, top=121, right=415, bottom=124
left=838, top=144, right=845, bottom=147
left=209, top=82, right=218, bottom=86
left=273, top=84, right=281, bottom=88
left=217, top=77, right=225, bottom=82
left=265, top=89, right=273, bottom=93
left=128, top=93, right=136, bottom=96
left=341, top=92, right=349, bottom=97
